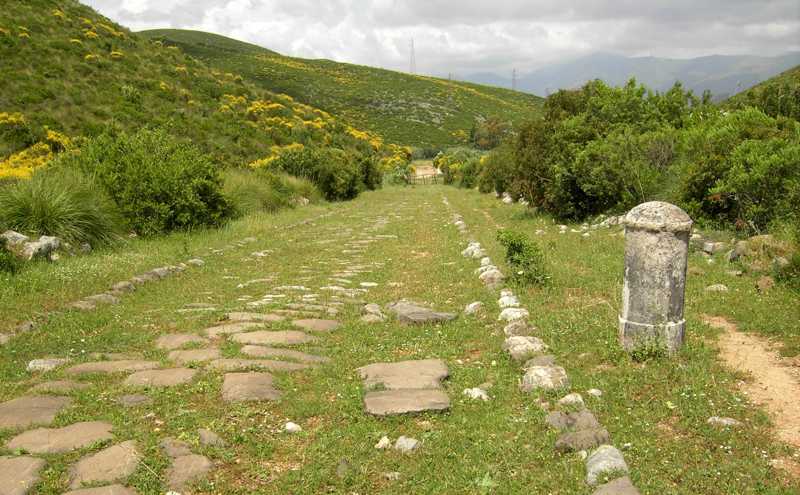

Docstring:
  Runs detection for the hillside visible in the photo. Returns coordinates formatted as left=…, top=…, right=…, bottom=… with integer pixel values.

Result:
left=469, top=52, right=800, bottom=100
left=724, top=65, right=800, bottom=119
left=141, top=29, right=544, bottom=148
left=0, top=0, right=379, bottom=176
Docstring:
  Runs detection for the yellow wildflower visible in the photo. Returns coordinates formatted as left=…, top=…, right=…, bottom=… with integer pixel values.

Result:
left=80, top=17, right=93, bottom=26
left=18, top=32, right=30, bottom=39
left=44, top=129, right=72, bottom=152
left=0, top=112, right=26, bottom=127
left=175, top=65, right=188, bottom=75
left=110, top=51, right=124, bottom=60
left=52, top=9, right=66, bottom=19
left=0, top=143, right=53, bottom=180
left=69, top=38, right=83, bottom=46
left=84, top=30, right=99, bottom=39
left=159, top=81, right=170, bottom=91
left=84, top=54, right=98, bottom=62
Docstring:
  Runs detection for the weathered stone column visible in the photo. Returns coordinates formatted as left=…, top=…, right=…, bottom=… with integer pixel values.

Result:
left=620, top=202, right=692, bottom=354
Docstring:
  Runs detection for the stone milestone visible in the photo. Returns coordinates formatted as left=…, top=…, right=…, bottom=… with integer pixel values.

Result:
left=620, top=201, right=692, bottom=354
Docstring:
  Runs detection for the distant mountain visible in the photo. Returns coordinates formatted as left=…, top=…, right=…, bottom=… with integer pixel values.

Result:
left=467, top=52, right=800, bottom=100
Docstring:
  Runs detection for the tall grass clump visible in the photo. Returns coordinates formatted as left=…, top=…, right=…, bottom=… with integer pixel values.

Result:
left=224, top=168, right=321, bottom=215
left=59, top=128, right=234, bottom=236
left=0, top=167, right=123, bottom=246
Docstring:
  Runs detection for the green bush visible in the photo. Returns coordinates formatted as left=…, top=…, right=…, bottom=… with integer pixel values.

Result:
left=0, top=167, right=123, bottom=246
left=272, top=146, right=367, bottom=201
left=0, top=243, right=22, bottom=275
left=60, top=128, right=233, bottom=236
left=224, top=168, right=320, bottom=215
left=496, top=229, right=548, bottom=286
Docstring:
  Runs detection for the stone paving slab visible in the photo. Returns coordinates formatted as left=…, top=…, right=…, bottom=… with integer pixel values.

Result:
left=240, top=345, right=331, bottom=363
left=70, top=440, right=140, bottom=488
left=167, top=454, right=213, bottom=490
left=65, top=360, right=159, bottom=375
left=206, top=359, right=310, bottom=372
left=386, top=301, right=457, bottom=325
left=221, top=372, right=280, bottom=402
left=292, top=319, right=341, bottom=332
left=204, top=322, right=268, bottom=338
left=0, top=455, right=46, bottom=495
left=29, top=380, right=89, bottom=394
left=155, top=334, right=209, bottom=350
left=364, top=389, right=451, bottom=416
left=357, top=359, right=449, bottom=390
left=0, top=396, right=71, bottom=429
left=6, top=421, right=113, bottom=454
left=168, top=348, right=221, bottom=365
left=226, top=312, right=284, bottom=323
left=230, top=330, right=317, bottom=346
left=123, top=368, right=197, bottom=387
left=63, top=485, right=139, bottom=495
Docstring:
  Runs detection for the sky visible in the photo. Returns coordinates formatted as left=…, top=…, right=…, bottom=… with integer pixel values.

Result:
left=83, top=0, right=800, bottom=78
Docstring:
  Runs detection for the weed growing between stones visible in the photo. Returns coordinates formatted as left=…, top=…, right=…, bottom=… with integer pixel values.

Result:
left=496, top=228, right=548, bottom=286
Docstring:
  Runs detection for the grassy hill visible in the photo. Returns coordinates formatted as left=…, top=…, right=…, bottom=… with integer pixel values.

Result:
left=724, top=65, right=800, bottom=119
left=141, top=29, right=544, bottom=147
left=0, top=0, right=378, bottom=177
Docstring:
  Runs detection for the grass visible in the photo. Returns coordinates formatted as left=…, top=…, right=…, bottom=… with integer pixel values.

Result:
left=140, top=29, right=544, bottom=148
left=0, top=185, right=798, bottom=493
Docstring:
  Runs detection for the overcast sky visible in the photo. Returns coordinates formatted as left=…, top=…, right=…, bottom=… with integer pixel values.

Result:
left=84, top=0, right=800, bottom=77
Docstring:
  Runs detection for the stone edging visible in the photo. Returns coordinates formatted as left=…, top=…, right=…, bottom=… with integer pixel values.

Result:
left=442, top=194, right=640, bottom=495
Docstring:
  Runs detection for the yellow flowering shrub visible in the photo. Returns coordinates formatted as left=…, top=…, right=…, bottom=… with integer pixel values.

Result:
left=18, top=32, right=30, bottom=39
left=110, top=51, right=124, bottom=60
left=69, top=38, right=83, bottom=46
left=80, top=17, right=93, bottom=26
left=159, top=81, right=170, bottom=91
left=0, top=112, right=26, bottom=127
left=0, top=143, right=53, bottom=179
left=51, top=9, right=66, bottom=19
left=174, top=65, right=188, bottom=75
left=246, top=100, right=286, bottom=119
left=83, top=30, right=99, bottom=40
left=248, top=143, right=305, bottom=169
left=98, top=23, right=124, bottom=38
left=45, top=129, right=72, bottom=152
left=84, top=53, right=98, bottom=62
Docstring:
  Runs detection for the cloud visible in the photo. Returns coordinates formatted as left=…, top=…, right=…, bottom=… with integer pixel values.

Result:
left=83, top=0, right=800, bottom=76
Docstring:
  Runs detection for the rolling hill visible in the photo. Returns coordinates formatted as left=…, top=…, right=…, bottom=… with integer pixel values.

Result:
left=141, top=29, right=544, bottom=148
left=0, top=0, right=380, bottom=175
left=724, top=65, right=800, bottom=120
left=468, top=52, right=800, bottom=101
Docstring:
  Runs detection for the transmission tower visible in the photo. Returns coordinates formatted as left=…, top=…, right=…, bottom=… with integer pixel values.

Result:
left=512, top=68, right=517, bottom=91
left=409, top=38, right=417, bottom=74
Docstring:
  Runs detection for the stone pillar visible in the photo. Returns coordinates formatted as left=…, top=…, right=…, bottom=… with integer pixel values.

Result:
left=620, top=201, right=692, bottom=354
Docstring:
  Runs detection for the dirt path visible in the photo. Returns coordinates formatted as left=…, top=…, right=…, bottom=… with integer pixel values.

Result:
left=704, top=315, right=800, bottom=449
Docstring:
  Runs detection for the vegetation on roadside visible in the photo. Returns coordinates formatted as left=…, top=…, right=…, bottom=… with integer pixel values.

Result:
left=496, top=229, right=548, bottom=286
left=140, top=29, right=543, bottom=147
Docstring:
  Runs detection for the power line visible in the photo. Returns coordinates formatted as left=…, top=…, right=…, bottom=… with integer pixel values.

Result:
left=409, top=38, right=416, bottom=75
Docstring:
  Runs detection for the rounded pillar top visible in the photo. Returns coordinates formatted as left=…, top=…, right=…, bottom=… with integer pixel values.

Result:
left=624, top=201, right=692, bottom=233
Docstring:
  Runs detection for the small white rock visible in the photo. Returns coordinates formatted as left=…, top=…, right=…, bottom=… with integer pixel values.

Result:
left=498, top=295, right=520, bottom=308
left=394, top=436, right=419, bottom=453
left=375, top=436, right=392, bottom=449
left=464, top=302, right=484, bottom=315
left=462, top=388, right=490, bottom=401
left=587, top=388, right=603, bottom=398
left=558, top=393, right=585, bottom=408
left=284, top=422, right=302, bottom=433
left=498, top=307, right=529, bottom=322
left=707, top=416, right=742, bottom=427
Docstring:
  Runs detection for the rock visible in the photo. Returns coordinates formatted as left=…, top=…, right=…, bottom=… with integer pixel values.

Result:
left=592, top=476, right=640, bottom=495
left=546, top=410, right=601, bottom=431
left=756, top=275, right=775, bottom=293
left=705, top=284, right=729, bottom=292
left=555, top=428, right=611, bottom=453
left=479, top=269, right=505, bottom=288
left=161, top=438, right=192, bottom=458
left=292, top=319, right=340, bottom=332
left=707, top=416, right=742, bottom=427
left=558, top=393, right=585, bottom=409
left=63, top=485, right=139, bottom=495
left=384, top=471, right=401, bottom=481
left=21, top=236, right=60, bottom=260
left=481, top=257, right=493, bottom=266
left=464, top=302, right=483, bottom=315
left=230, top=330, right=316, bottom=346
left=520, top=366, right=570, bottom=392
left=26, top=358, right=70, bottom=372
left=586, top=445, right=629, bottom=485
left=462, top=242, right=485, bottom=259
left=221, top=372, right=280, bottom=402
left=240, top=346, right=330, bottom=363
left=358, top=359, right=448, bottom=390
left=117, top=394, right=152, bottom=408
left=587, top=388, right=603, bottom=398
left=364, top=389, right=451, bottom=416
left=0, top=395, right=71, bottom=429
left=374, top=436, right=391, bottom=449
left=206, top=358, right=309, bottom=372
left=15, top=320, right=35, bottom=333
left=498, top=307, right=529, bottom=322
left=66, top=360, right=159, bottom=375
left=69, top=440, right=140, bottom=488
left=6, top=421, right=113, bottom=454
left=503, top=320, right=534, bottom=336
left=166, top=454, right=212, bottom=490
left=524, top=355, right=557, bottom=367
left=503, top=336, right=548, bottom=361
left=462, top=387, right=490, bottom=401
left=394, top=436, right=419, bottom=453
left=284, top=422, right=302, bottom=433
left=702, top=241, right=726, bottom=255
left=69, top=300, right=97, bottom=311
left=84, top=293, right=120, bottom=305
left=168, top=348, right=221, bottom=365
left=0, top=455, right=45, bottom=495
left=1, top=230, right=29, bottom=247
left=198, top=429, right=225, bottom=447
left=186, top=258, right=205, bottom=267
left=498, top=294, right=520, bottom=308
left=124, top=368, right=197, bottom=387
left=155, top=334, right=208, bottom=350
left=29, top=380, right=88, bottom=394
left=111, top=281, right=135, bottom=293
left=225, top=312, right=284, bottom=323
left=360, top=314, right=385, bottom=324
left=386, top=301, right=456, bottom=325
left=0, top=334, right=9, bottom=346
